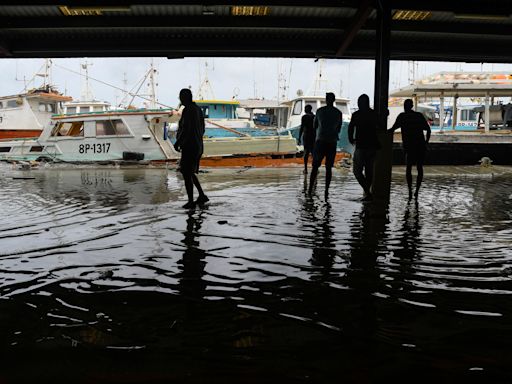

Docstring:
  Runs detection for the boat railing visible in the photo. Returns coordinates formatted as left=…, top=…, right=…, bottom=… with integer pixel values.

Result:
left=52, top=107, right=175, bottom=118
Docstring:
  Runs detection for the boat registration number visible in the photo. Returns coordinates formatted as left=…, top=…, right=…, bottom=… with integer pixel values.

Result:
left=79, top=143, right=111, bottom=154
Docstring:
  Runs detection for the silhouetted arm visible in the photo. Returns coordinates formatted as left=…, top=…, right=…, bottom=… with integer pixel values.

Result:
left=388, top=114, right=401, bottom=133
left=313, top=114, right=319, bottom=138
left=298, top=115, right=305, bottom=145
left=348, top=115, right=355, bottom=145
left=423, top=116, right=431, bottom=143
left=174, top=107, right=191, bottom=151
left=337, top=110, right=343, bottom=138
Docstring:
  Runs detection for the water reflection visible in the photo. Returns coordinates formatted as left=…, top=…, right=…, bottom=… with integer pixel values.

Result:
left=1, top=165, right=512, bottom=381
left=178, top=211, right=207, bottom=299
left=308, top=201, right=336, bottom=274
left=346, top=202, right=388, bottom=341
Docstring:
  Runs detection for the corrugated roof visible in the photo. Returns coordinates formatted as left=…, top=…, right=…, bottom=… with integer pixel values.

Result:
left=0, top=1, right=511, bottom=62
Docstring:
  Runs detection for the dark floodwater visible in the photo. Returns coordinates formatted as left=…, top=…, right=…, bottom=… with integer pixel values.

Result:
left=1, top=164, right=512, bottom=382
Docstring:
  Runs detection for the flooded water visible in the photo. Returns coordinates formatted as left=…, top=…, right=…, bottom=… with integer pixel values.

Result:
left=1, top=163, right=512, bottom=382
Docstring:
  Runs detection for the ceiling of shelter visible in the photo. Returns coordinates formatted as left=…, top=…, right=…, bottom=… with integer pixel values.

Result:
left=0, top=0, right=511, bottom=62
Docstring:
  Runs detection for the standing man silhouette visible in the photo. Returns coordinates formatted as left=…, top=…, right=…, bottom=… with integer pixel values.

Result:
left=348, top=94, right=380, bottom=201
left=389, top=98, right=431, bottom=199
left=298, top=104, right=316, bottom=174
left=308, top=93, right=343, bottom=198
left=174, top=88, right=209, bottom=209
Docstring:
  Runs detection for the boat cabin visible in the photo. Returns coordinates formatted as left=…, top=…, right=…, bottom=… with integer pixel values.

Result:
left=63, top=100, right=111, bottom=115
left=283, top=95, right=352, bottom=132
left=0, top=87, right=72, bottom=139
left=195, top=100, right=239, bottom=119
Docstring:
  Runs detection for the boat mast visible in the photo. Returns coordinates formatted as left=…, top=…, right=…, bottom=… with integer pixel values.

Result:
left=197, top=59, right=215, bottom=100
left=34, top=59, right=53, bottom=91
left=81, top=59, right=94, bottom=101
left=308, top=59, right=328, bottom=97
left=276, top=59, right=289, bottom=103
left=146, top=59, right=158, bottom=109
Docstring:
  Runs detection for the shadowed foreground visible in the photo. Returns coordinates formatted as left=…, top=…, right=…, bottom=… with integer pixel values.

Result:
left=1, top=165, right=511, bottom=382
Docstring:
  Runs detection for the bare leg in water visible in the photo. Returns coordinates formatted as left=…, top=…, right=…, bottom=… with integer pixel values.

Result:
left=325, top=166, right=332, bottom=198
left=415, top=162, right=424, bottom=199
left=192, top=174, right=209, bottom=204
left=406, top=163, right=413, bottom=200
left=303, top=150, right=311, bottom=174
left=183, top=172, right=195, bottom=208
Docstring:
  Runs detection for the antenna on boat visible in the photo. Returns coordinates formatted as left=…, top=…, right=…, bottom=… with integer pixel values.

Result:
left=122, top=72, right=128, bottom=103
left=15, top=60, right=28, bottom=92
left=80, top=59, right=94, bottom=101
left=276, top=59, right=290, bottom=103
left=32, top=59, right=53, bottom=92
left=252, top=58, right=258, bottom=99
left=197, top=59, right=215, bottom=100
left=309, top=59, right=327, bottom=96
left=144, top=59, right=158, bottom=109
left=408, top=61, right=419, bottom=84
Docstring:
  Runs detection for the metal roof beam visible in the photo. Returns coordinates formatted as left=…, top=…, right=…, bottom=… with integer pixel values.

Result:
left=390, top=0, right=512, bottom=13
left=335, top=0, right=372, bottom=57
left=392, top=20, right=512, bottom=36
left=0, top=0, right=360, bottom=7
left=0, top=16, right=346, bottom=30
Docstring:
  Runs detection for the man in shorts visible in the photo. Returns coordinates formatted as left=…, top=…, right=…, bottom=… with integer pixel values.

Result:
left=389, top=98, right=431, bottom=199
left=308, top=93, right=343, bottom=198
left=174, top=88, right=208, bottom=209
left=298, top=104, right=316, bottom=174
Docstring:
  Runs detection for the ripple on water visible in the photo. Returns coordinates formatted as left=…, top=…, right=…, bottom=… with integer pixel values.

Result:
left=1, top=165, right=512, bottom=379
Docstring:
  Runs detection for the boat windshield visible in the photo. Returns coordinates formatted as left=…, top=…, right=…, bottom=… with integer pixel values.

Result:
left=51, top=121, right=84, bottom=137
left=305, top=100, right=318, bottom=113
left=96, top=119, right=130, bottom=136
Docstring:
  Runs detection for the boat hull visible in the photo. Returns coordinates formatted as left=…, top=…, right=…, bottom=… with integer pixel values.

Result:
left=0, top=130, right=42, bottom=139
left=285, top=121, right=354, bottom=155
left=199, top=152, right=349, bottom=167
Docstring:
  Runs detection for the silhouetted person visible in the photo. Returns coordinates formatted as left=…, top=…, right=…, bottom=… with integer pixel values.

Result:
left=298, top=104, right=316, bottom=174
left=174, top=88, right=208, bottom=209
left=389, top=99, right=431, bottom=199
left=308, top=93, right=342, bottom=198
left=348, top=94, right=379, bottom=201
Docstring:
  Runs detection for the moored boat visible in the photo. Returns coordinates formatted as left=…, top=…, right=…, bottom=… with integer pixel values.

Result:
left=0, top=86, right=72, bottom=140
left=280, top=94, right=353, bottom=155
left=0, top=108, right=179, bottom=163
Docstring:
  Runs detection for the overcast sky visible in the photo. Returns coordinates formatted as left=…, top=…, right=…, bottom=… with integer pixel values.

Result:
left=2, top=57, right=512, bottom=108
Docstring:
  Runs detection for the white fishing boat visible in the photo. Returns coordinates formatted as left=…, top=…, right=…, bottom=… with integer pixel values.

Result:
left=0, top=108, right=179, bottom=162
left=0, top=86, right=72, bottom=140
left=280, top=93, right=353, bottom=155
left=0, top=60, right=73, bottom=140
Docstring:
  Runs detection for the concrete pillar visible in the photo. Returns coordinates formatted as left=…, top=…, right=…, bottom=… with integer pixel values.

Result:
left=485, top=92, right=490, bottom=133
left=439, top=94, right=445, bottom=133
left=452, top=96, right=458, bottom=130
left=372, top=0, right=392, bottom=202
